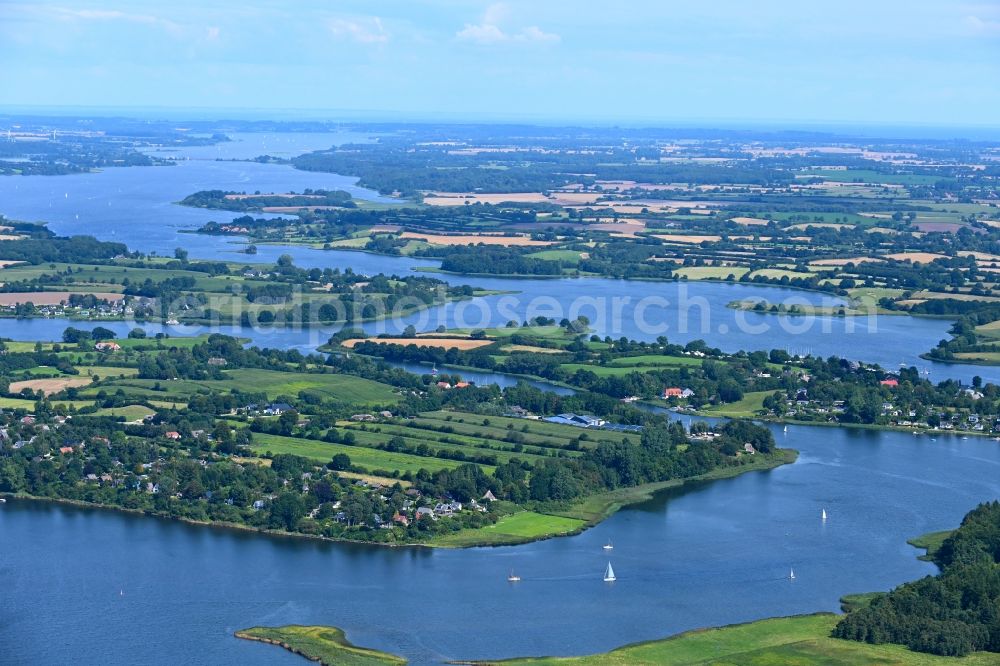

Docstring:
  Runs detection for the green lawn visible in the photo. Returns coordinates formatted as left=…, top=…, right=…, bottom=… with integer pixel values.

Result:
left=220, top=369, right=398, bottom=404
left=698, top=390, right=770, bottom=418
left=0, top=397, right=92, bottom=410
left=907, top=529, right=954, bottom=562
left=77, top=366, right=140, bottom=378
left=674, top=266, right=749, bottom=280
left=99, top=369, right=399, bottom=406
left=525, top=249, right=585, bottom=264
left=250, top=432, right=475, bottom=474
left=608, top=354, right=704, bottom=368
left=478, top=613, right=997, bottom=665
left=236, top=626, right=405, bottom=666
left=431, top=511, right=585, bottom=547
left=336, top=423, right=552, bottom=465
left=848, top=287, right=906, bottom=307
left=91, top=405, right=156, bottom=422
left=419, top=411, right=640, bottom=447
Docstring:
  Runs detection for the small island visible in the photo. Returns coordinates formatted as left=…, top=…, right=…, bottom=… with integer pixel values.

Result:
left=235, top=625, right=405, bottom=665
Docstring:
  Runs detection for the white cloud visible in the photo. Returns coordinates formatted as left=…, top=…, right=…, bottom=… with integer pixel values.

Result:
left=456, top=22, right=507, bottom=44
left=329, top=17, right=388, bottom=44
left=519, top=26, right=560, bottom=43
left=964, top=15, right=1000, bottom=36
left=456, top=5, right=559, bottom=45
left=48, top=6, right=183, bottom=33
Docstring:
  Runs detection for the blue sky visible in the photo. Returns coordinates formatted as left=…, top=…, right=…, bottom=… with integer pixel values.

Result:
left=1, top=1, right=998, bottom=126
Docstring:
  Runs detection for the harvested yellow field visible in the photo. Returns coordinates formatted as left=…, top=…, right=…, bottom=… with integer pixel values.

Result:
left=550, top=192, right=609, bottom=205
left=0, top=291, right=124, bottom=306
left=886, top=252, right=947, bottom=263
left=960, top=251, right=1000, bottom=263
left=653, top=234, right=723, bottom=244
left=340, top=337, right=494, bottom=350
left=398, top=232, right=552, bottom=247
left=912, top=291, right=1000, bottom=302
left=810, top=256, right=884, bottom=267
left=588, top=221, right=646, bottom=237
left=9, top=377, right=94, bottom=395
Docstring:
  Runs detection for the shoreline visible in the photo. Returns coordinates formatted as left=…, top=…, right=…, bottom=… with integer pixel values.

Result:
left=0, top=449, right=796, bottom=550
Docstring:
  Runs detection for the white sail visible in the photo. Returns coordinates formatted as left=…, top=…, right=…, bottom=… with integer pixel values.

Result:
left=603, top=562, right=616, bottom=582
left=789, top=568, right=795, bottom=580
left=822, top=509, right=827, bottom=521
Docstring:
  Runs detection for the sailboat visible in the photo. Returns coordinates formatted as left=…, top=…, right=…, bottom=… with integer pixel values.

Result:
left=430, top=365, right=438, bottom=376
left=821, top=509, right=828, bottom=522
left=507, top=570, right=521, bottom=582
left=789, top=568, right=796, bottom=580
left=603, top=562, right=616, bottom=582
left=783, top=425, right=788, bottom=433
left=603, top=540, right=613, bottom=551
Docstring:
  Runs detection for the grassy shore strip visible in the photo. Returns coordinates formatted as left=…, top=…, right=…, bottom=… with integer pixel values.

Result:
left=908, top=529, right=955, bottom=562
left=235, top=625, right=406, bottom=666
left=430, top=449, right=797, bottom=548
left=0, top=452, right=792, bottom=550
left=455, top=613, right=996, bottom=665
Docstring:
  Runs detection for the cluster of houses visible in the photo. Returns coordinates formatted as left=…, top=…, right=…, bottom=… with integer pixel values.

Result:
left=778, top=382, right=1000, bottom=433
left=662, top=387, right=695, bottom=399
left=435, top=380, right=472, bottom=390
left=1, top=297, right=144, bottom=321
left=350, top=411, right=394, bottom=422
left=241, top=402, right=294, bottom=416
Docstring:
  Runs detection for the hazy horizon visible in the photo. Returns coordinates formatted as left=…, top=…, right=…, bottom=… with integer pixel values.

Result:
left=2, top=1, right=997, bottom=128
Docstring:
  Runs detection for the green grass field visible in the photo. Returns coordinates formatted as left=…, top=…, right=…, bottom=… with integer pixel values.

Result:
left=699, top=391, right=770, bottom=418
left=97, top=369, right=399, bottom=406
left=674, top=266, right=749, bottom=280
left=250, top=432, right=476, bottom=474
left=336, top=423, right=553, bottom=465
left=235, top=625, right=405, bottom=666
left=430, top=511, right=585, bottom=547
left=907, top=529, right=954, bottom=561
left=419, top=411, right=640, bottom=447
left=477, top=613, right=996, bottom=665
left=525, top=249, right=586, bottom=264
left=91, top=405, right=156, bottom=422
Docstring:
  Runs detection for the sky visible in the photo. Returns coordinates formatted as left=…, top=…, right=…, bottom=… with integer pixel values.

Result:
left=1, top=1, right=998, bottom=127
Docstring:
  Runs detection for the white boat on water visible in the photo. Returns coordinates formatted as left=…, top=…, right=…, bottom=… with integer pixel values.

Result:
left=603, top=540, right=613, bottom=551
left=507, top=570, right=521, bottom=582
left=603, top=562, right=616, bottom=582
left=822, top=509, right=827, bottom=521
left=789, top=568, right=796, bottom=580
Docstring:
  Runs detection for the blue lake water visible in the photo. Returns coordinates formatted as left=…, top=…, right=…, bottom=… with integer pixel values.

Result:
left=1, top=132, right=1000, bottom=665
left=2, top=422, right=998, bottom=665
